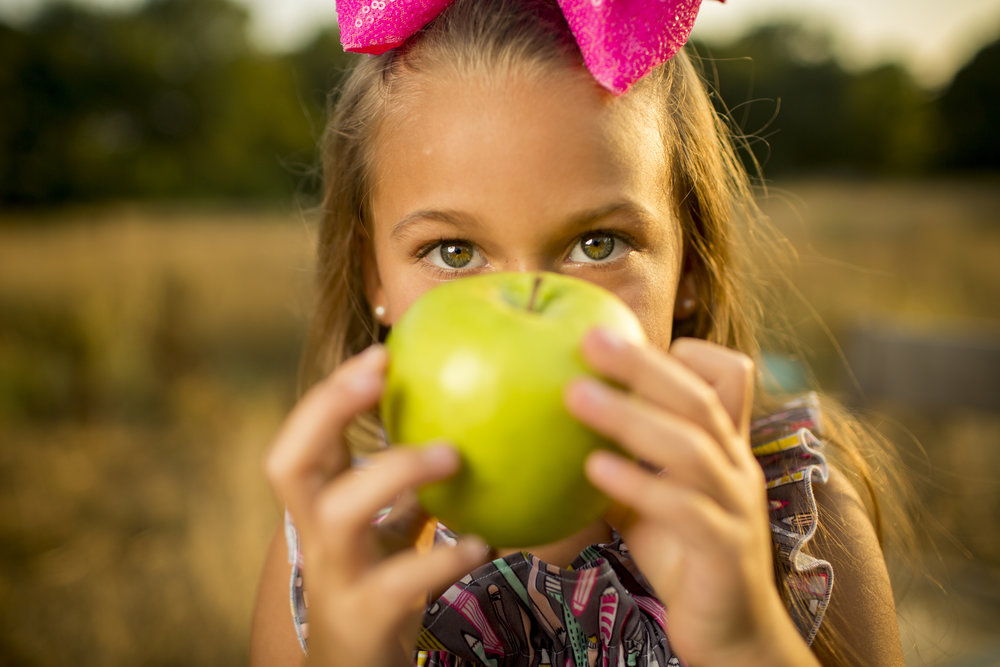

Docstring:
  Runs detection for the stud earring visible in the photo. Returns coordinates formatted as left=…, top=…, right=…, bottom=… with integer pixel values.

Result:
left=374, top=304, right=387, bottom=320
left=675, top=296, right=698, bottom=320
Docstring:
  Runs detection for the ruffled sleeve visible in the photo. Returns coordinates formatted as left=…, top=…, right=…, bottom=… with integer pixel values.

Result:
left=284, top=509, right=310, bottom=654
left=750, top=393, right=834, bottom=645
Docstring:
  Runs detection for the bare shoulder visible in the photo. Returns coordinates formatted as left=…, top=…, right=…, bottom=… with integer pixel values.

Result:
left=810, top=466, right=905, bottom=666
left=250, top=522, right=305, bottom=667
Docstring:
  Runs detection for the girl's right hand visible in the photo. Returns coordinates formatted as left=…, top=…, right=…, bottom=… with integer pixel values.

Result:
left=265, top=345, right=488, bottom=667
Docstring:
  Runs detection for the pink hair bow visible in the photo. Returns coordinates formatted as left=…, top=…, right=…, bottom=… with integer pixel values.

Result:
left=337, top=0, right=719, bottom=95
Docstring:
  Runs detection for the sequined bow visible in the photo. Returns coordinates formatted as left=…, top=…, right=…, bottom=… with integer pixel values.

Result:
left=336, top=0, right=719, bottom=95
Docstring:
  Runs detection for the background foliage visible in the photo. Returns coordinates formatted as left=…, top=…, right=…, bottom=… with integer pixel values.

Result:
left=0, top=0, right=349, bottom=205
left=1, top=0, right=998, bottom=205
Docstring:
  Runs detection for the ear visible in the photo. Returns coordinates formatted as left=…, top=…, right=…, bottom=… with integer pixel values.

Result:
left=673, top=271, right=699, bottom=321
left=361, top=236, right=389, bottom=326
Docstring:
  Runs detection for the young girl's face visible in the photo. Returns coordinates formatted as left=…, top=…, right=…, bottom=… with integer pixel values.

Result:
left=365, top=67, right=690, bottom=349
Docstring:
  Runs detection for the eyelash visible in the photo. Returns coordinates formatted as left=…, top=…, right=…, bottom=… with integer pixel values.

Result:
left=413, top=229, right=637, bottom=275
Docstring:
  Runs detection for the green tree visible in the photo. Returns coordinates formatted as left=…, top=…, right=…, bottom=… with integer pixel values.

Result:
left=938, top=36, right=1000, bottom=170
left=0, top=0, right=350, bottom=205
left=694, top=24, right=939, bottom=177
left=843, top=64, right=939, bottom=174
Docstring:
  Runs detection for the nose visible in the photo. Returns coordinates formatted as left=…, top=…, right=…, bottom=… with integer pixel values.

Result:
left=492, top=254, right=553, bottom=274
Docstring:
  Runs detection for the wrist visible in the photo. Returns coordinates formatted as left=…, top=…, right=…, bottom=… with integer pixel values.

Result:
left=713, top=603, right=820, bottom=667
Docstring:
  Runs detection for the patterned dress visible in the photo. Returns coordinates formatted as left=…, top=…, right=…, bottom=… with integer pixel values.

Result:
left=284, top=394, right=833, bottom=665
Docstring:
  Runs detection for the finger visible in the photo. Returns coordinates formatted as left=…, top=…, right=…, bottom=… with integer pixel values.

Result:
left=313, top=445, right=461, bottom=576
left=565, top=378, right=742, bottom=507
left=585, top=450, right=729, bottom=546
left=266, top=345, right=387, bottom=526
left=363, top=537, right=489, bottom=630
left=580, top=329, right=740, bottom=459
left=669, top=338, right=755, bottom=444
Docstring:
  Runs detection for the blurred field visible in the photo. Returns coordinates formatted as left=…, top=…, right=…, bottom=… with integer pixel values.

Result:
left=1, top=179, right=998, bottom=665
left=757, top=178, right=1000, bottom=665
left=0, top=205, right=316, bottom=665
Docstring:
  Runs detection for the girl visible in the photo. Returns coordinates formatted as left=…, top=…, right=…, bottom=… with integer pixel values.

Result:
left=251, top=0, right=905, bottom=664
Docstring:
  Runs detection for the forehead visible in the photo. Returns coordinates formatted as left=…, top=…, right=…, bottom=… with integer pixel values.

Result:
left=370, top=69, right=668, bottom=223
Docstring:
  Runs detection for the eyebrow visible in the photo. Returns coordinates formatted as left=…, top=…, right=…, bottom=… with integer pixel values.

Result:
left=391, top=209, right=476, bottom=241
left=390, top=200, right=655, bottom=241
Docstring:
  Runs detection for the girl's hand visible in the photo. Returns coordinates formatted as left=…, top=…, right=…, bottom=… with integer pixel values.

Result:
left=266, top=345, right=487, bottom=667
left=565, top=332, right=818, bottom=667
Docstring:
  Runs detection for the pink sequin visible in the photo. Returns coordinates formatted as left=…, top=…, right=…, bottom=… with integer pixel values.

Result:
left=336, top=0, right=720, bottom=95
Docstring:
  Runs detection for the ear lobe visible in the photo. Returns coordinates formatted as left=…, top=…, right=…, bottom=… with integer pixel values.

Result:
left=673, top=272, right=699, bottom=321
left=361, top=237, right=388, bottom=325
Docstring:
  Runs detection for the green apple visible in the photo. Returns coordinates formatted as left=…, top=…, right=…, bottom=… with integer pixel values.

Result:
left=380, top=271, right=646, bottom=547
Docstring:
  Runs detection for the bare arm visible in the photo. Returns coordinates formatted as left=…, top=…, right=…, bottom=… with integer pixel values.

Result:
left=811, top=467, right=905, bottom=666
left=250, top=522, right=305, bottom=667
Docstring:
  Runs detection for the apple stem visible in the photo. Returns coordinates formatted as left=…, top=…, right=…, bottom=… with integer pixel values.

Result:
left=527, top=275, right=543, bottom=312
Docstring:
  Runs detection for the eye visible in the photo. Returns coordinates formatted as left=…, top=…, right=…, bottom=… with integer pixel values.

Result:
left=568, top=232, right=630, bottom=263
left=425, top=241, right=486, bottom=270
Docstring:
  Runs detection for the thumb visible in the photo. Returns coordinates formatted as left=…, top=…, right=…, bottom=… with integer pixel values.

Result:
left=377, top=490, right=436, bottom=555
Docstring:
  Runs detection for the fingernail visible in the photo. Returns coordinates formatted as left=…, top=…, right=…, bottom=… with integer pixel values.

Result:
left=591, top=327, right=626, bottom=352
left=572, top=377, right=609, bottom=408
left=345, top=346, right=386, bottom=393
left=346, top=371, right=380, bottom=394
left=357, top=344, right=386, bottom=366
left=421, top=444, right=459, bottom=468
left=586, top=450, right=624, bottom=481
left=458, top=536, right=490, bottom=558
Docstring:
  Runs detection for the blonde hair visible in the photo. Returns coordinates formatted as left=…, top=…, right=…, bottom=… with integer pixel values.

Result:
left=303, top=0, right=910, bottom=662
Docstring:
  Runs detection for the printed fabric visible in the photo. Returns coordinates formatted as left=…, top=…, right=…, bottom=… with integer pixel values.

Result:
left=284, top=394, right=834, bottom=664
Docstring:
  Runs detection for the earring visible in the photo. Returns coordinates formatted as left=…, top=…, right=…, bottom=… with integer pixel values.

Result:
left=374, top=304, right=387, bottom=321
left=675, top=296, right=698, bottom=320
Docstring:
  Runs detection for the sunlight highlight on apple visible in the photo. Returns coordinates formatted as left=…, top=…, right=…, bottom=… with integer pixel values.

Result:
left=439, top=350, right=495, bottom=396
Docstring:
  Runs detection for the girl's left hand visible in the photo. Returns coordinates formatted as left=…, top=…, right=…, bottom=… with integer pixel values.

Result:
left=565, top=331, right=817, bottom=667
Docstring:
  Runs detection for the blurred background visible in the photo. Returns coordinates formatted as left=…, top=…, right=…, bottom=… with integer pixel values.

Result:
left=0, top=0, right=998, bottom=664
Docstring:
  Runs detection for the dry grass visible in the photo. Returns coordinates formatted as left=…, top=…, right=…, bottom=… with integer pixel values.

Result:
left=758, top=177, right=1000, bottom=666
left=0, top=204, right=316, bottom=665
left=760, top=177, right=999, bottom=332
left=0, top=179, right=997, bottom=665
